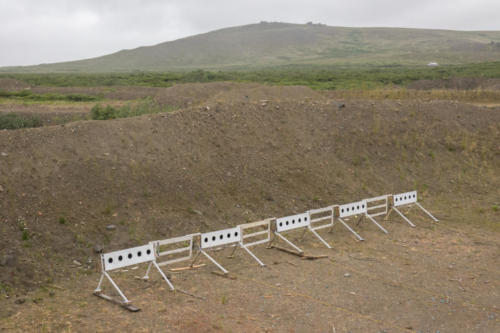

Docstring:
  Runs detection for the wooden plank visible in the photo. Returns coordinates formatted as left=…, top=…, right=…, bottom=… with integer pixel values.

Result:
left=93, top=292, right=140, bottom=312
left=169, top=263, right=206, bottom=272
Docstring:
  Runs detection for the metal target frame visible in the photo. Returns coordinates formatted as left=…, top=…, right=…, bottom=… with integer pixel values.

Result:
left=238, top=218, right=274, bottom=267
left=363, top=194, right=390, bottom=234
left=387, top=190, right=439, bottom=227
left=144, top=233, right=200, bottom=290
left=94, top=243, right=172, bottom=311
left=191, top=226, right=242, bottom=274
left=306, top=206, right=335, bottom=249
left=270, top=212, right=311, bottom=253
left=333, top=200, right=369, bottom=241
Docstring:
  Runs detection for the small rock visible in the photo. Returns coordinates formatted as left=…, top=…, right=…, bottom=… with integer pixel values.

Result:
left=87, top=257, right=93, bottom=264
left=1, top=254, right=16, bottom=267
left=0, top=184, right=4, bottom=192
left=193, top=209, right=203, bottom=216
left=93, top=244, right=104, bottom=254
left=106, top=224, right=116, bottom=231
left=72, top=260, right=82, bottom=266
left=15, top=297, right=25, bottom=304
left=344, top=273, right=351, bottom=277
left=1, top=152, right=7, bottom=157
left=338, top=103, right=346, bottom=109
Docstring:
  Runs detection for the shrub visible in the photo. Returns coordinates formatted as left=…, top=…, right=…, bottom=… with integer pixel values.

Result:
left=0, top=113, right=42, bottom=130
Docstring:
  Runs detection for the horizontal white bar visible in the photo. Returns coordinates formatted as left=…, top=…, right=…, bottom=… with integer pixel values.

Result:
left=243, top=230, right=268, bottom=238
left=158, top=247, right=190, bottom=257
left=310, top=222, right=333, bottom=231
left=308, top=206, right=333, bottom=215
left=367, top=203, right=386, bottom=210
left=365, top=195, right=389, bottom=203
left=155, top=234, right=197, bottom=246
left=311, top=216, right=332, bottom=223
left=243, top=238, right=270, bottom=248
left=157, top=255, right=192, bottom=267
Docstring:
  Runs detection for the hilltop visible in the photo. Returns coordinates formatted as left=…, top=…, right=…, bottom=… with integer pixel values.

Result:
left=3, top=22, right=500, bottom=72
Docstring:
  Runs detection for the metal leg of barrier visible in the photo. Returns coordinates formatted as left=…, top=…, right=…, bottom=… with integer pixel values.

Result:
left=104, top=271, right=130, bottom=304
left=298, top=228, right=308, bottom=241
left=240, top=244, right=266, bottom=267
left=189, top=250, right=202, bottom=267
left=365, top=215, right=389, bottom=234
left=308, top=228, right=332, bottom=249
left=143, top=262, right=153, bottom=280
left=228, top=244, right=238, bottom=258
left=393, top=207, right=416, bottom=227
left=94, top=273, right=105, bottom=293
left=384, top=208, right=393, bottom=221
left=415, top=202, right=439, bottom=222
left=274, top=231, right=304, bottom=254
left=153, top=261, right=175, bottom=291
left=201, top=249, right=228, bottom=274
left=337, top=218, right=364, bottom=241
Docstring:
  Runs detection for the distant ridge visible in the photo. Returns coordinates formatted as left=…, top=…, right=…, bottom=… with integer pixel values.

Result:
left=3, top=22, right=500, bottom=72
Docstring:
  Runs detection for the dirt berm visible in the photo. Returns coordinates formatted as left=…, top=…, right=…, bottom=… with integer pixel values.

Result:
left=0, top=83, right=499, bottom=296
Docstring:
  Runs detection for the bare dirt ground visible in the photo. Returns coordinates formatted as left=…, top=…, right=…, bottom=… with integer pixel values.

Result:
left=0, top=215, right=498, bottom=332
left=0, top=82, right=499, bottom=332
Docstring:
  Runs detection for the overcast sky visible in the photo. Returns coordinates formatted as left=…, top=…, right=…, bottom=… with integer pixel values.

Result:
left=2, top=0, right=500, bottom=66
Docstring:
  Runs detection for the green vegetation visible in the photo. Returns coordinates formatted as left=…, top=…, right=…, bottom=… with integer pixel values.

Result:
left=0, top=113, right=42, bottom=130
left=1, top=62, right=500, bottom=91
left=0, top=90, right=99, bottom=102
left=58, top=217, right=66, bottom=225
left=91, top=98, right=176, bottom=120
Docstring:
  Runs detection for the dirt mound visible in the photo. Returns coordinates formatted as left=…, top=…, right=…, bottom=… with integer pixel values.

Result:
left=0, top=78, right=31, bottom=91
left=408, top=77, right=500, bottom=90
left=0, top=84, right=499, bottom=296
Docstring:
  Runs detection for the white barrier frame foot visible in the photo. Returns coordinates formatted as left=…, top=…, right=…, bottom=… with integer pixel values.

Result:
left=337, top=217, right=365, bottom=241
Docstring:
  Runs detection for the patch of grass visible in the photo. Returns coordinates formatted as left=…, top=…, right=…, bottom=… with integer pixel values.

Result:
left=0, top=90, right=99, bottom=102
left=58, top=217, right=66, bottom=225
left=90, top=98, right=175, bottom=120
left=0, top=113, right=42, bottom=130
left=493, top=205, right=499, bottom=212
left=21, top=229, right=29, bottom=240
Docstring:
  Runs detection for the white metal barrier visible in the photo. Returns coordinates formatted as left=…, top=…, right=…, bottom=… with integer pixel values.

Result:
left=94, top=243, right=172, bottom=310
left=388, top=190, right=438, bottom=227
left=307, top=206, right=334, bottom=248
left=192, top=226, right=242, bottom=274
left=238, top=218, right=273, bottom=266
left=363, top=195, right=390, bottom=234
left=272, top=212, right=311, bottom=253
left=144, top=233, right=199, bottom=290
left=334, top=200, right=368, bottom=241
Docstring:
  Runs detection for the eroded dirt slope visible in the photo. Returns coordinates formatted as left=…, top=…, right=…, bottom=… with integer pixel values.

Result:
left=0, top=83, right=499, bottom=301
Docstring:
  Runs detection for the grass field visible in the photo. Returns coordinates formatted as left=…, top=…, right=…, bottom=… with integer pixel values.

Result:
left=2, top=61, right=500, bottom=90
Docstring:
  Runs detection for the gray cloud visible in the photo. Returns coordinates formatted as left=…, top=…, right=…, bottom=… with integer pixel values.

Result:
left=1, top=0, right=500, bottom=66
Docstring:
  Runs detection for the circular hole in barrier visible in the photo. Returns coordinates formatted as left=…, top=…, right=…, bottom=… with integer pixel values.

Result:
left=413, top=194, right=416, bottom=198
left=404, top=196, right=407, bottom=200
left=219, top=234, right=223, bottom=240
left=286, top=221, right=289, bottom=225
left=128, top=253, right=132, bottom=259
left=346, top=207, right=350, bottom=212
left=395, top=198, right=398, bottom=201
left=292, top=219, right=295, bottom=224
left=357, top=205, right=360, bottom=210
left=137, top=251, right=142, bottom=257
left=212, top=236, right=216, bottom=241
left=279, top=222, right=283, bottom=227
left=108, top=258, right=113, bottom=264
left=234, top=231, right=238, bottom=237
left=118, top=255, right=123, bottom=261
left=204, top=237, right=208, bottom=243
left=227, top=233, right=231, bottom=238
left=146, top=249, right=151, bottom=255
left=298, top=218, right=301, bottom=222
left=362, top=204, right=365, bottom=208
left=341, top=209, right=344, bottom=213
left=305, top=217, right=308, bottom=221
left=352, top=206, right=355, bottom=211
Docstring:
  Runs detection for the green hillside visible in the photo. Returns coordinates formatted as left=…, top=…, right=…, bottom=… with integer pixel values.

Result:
left=3, top=22, right=500, bottom=72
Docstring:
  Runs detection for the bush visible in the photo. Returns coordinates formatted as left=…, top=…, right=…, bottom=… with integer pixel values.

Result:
left=0, top=113, right=42, bottom=130
left=90, top=98, right=175, bottom=120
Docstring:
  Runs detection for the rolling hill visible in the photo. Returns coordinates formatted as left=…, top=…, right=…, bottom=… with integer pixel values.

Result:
left=3, top=22, right=500, bottom=72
